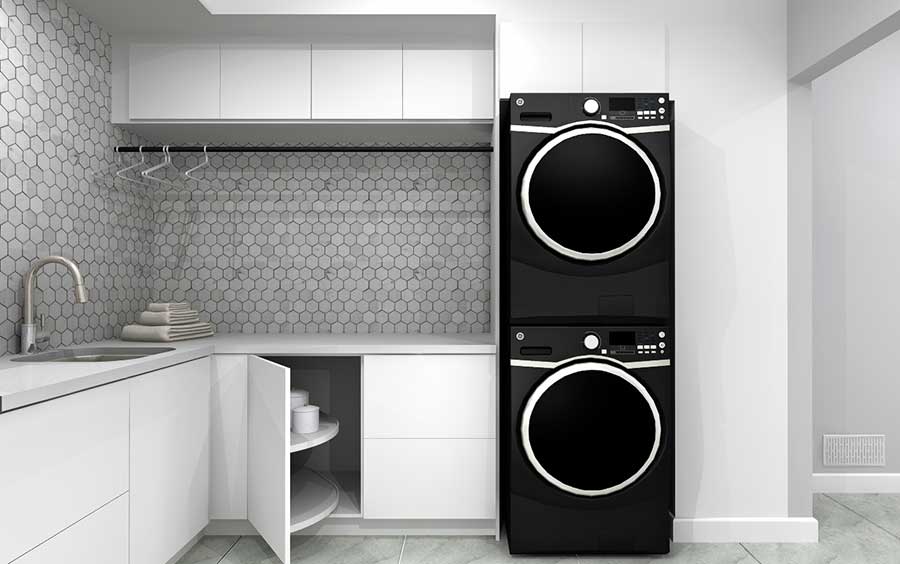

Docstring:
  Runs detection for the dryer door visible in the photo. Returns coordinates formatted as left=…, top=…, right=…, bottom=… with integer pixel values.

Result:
left=520, top=126, right=662, bottom=262
left=520, top=359, right=662, bottom=496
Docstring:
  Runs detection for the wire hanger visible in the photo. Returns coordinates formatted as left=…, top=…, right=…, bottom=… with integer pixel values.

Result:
left=184, top=145, right=211, bottom=184
left=141, top=145, right=183, bottom=189
left=115, top=145, right=154, bottom=188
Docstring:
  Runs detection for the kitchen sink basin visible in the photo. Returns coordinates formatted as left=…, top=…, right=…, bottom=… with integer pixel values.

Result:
left=11, top=347, right=175, bottom=363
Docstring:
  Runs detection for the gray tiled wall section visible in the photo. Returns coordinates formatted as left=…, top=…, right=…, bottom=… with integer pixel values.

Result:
left=150, top=152, right=492, bottom=334
left=0, top=0, right=492, bottom=354
left=0, top=0, right=152, bottom=355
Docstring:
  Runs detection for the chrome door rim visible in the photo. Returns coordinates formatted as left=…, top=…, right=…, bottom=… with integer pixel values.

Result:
left=520, top=360, right=662, bottom=496
left=520, top=126, right=662, bottom=262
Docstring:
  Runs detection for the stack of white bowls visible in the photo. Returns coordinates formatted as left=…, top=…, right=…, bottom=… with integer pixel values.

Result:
left=291, top=388, right=320, bottom=434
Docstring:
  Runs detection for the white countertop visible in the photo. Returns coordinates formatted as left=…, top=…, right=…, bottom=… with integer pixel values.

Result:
left=0, top=333, right=495, bottom=413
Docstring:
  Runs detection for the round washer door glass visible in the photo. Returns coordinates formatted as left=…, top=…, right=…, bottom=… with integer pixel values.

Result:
left=521, top=126, right=662, bottom=261
left=521, top=360, right=661, bottom=496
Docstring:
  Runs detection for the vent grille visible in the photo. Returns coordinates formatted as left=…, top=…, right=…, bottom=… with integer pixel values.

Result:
left=823, top=434, right=886, bottom=467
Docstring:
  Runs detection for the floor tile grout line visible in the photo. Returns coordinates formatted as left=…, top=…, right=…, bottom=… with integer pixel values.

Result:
left=216, top=535, right=242, bottom=564
left=822, top=493, right=900, bottom=543
left=739, top=542, right=764, bottom=564
left=397, top=535, right=407, bottom=564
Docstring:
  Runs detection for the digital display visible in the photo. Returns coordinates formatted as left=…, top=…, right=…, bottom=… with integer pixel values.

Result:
left=609, top=331, right=636, bottom=346
left=608, top=97, right=635, bottom=112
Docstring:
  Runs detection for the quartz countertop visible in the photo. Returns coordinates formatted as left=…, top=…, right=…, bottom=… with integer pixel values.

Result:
left=0, top=333, right=496, bottom=412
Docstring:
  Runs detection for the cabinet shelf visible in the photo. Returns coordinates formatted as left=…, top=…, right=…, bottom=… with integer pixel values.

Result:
left=290, top=415, right=339, bottom=453
left=289, top=469, right=339, bottom=533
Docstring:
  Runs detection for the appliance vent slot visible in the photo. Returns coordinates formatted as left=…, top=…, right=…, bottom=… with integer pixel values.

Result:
left=823, top=434, right=886, bottom=467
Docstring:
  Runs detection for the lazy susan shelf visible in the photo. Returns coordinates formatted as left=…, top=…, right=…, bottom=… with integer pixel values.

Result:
left=290, top=415, right=339, bottom=453
left=290, top=469, right=339, bottom=533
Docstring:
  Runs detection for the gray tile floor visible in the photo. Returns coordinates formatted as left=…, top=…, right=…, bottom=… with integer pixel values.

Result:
left=178, top=495, right=900, bottom=563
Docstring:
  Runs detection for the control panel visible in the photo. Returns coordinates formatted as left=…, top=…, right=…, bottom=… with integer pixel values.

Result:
left=511, top=93, right=672, bottom=129
left=511, top=326, right=671, bottom=362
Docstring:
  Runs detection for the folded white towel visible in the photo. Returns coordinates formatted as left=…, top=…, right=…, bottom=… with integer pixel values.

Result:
left=121, top=322, right=214, bottom=342
left=147, top=302, right=191, bottom=312
left=139, top=311, right=200, bottom=326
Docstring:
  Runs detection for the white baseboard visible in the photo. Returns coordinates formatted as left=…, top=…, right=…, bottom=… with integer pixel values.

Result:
left=812, top=473, right=900, bottom=493
left=205, top=518, right=496, bottom=537
left=673, top=517, right=819, bottom=543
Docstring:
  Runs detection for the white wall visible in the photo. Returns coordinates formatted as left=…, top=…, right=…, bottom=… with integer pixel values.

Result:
left=789, top=0, right=900, bottom=80
left=118, top=0, right=801, bottom=540
left=812, top=30, right=900, bottom=474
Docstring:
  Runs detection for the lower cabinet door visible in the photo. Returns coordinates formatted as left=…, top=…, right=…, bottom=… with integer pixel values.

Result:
left=247, top=355, right=290, bottom=564
left=363, top=438, right=496, bottom=519
left=15, top=494, right=129, bottom=564
left=0, top=382, right=128, bottom=563
left=130, top=357, right=211, bottom=564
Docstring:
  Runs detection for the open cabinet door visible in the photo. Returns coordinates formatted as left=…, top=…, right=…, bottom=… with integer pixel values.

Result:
left=247, top=356, right=290, bottom=563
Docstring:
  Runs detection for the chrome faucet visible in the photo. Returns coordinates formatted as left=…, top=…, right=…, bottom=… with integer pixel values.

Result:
left=20, top=256, right=88, bottom=353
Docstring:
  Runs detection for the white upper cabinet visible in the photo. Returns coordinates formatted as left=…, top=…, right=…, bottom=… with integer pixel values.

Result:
left=582, top=23, right=667, bottom=92
left=311, top=47, right=403, bottom=119
left=220, top=44, right=311, bottom=119
left=129, top=44, right=220, bottom=119
left=498, top=22, right=582, bottom=97
left=403, top=49, right=494, bottom=119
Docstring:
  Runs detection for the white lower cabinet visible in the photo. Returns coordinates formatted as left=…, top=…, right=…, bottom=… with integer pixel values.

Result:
left=247, top=356, right=290, bottom=564
left=0, top=382, right=129, bottom=563
left=364, top=438, right=496, bottom=519
left=14, top=494, right=129, bottom=564
left=210, top=355, right=249, bottom=519
left=130, top=357, right=212, bottom=564
left=362, top=354, right=497, bottom=521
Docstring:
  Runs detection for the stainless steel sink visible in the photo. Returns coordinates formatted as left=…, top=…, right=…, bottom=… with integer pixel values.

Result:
left=11, top=347, right=175, bottom=363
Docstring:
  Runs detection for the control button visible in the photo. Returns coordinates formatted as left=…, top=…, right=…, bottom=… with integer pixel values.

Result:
left=638, top=116, right=645, bottom=120
left=583, top=333, right=600, bottom=350
left=659, top=107, right=666, bottom=114
left=515, top=97, right=525, bottom=107
left=658, top=96, right=666, bottom=104
left=650, top=110, right=657, bottom=114
left=638, top=350, right=645, bottom=355
left=659, top=342, right=666, bottom=349
left=659, top=331, right=666, bottom=338
left=583, top=98, right=601, bottom=115
left=650, top=344, right=657, bottom=349
left=516, top=332, right=525, bottom=341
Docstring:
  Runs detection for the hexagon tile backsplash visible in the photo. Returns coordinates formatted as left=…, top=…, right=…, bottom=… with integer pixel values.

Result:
left=0, top=0, right=152, bottom=355
left=0, top=0, right=492, bottom=355
left=149, top=152, right=492, bottom=335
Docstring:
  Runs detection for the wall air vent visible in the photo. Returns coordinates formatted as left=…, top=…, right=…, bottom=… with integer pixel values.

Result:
left=823, top=434, right=886, bottom=467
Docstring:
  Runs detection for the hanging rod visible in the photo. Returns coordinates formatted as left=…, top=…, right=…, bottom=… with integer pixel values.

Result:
left=115, top=145, right=493, bottom=153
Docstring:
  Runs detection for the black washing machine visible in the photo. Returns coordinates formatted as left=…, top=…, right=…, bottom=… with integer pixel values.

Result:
left=504, top=325, right=674, bottom=555
left=501, top=93, right=674, bottom=324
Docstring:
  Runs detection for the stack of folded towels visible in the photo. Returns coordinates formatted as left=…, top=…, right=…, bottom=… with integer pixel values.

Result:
left=121, top=302, right=215, bottom=342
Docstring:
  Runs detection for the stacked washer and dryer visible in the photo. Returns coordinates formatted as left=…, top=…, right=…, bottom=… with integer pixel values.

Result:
left=500, top=93, right=675, bottom=555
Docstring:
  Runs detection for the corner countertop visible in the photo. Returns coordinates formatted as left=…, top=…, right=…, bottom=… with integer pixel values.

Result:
left=0, top=333, right=496, bottom=413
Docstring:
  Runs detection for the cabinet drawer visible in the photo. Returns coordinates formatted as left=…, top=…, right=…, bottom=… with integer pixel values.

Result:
left=363, top=355, right=495, bottom=438
left=363, top=438, right=495, bottom=519
left=15, top=494, right=129, bottom=564
left=0, top=383, right=129, bottom=563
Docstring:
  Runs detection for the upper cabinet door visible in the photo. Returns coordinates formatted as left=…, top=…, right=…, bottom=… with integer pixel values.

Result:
left=220, top=44, right=311, bottom=119
left=582, top=23, right=667, bottom=92
left=403, top=49, right=494, bottom=119
left=247, top=356, right=290, bottom=564
left=311, top=47, right=402, bottom=119
left=498, top=22, right=582, bottom=97
left=129, top=44, right=220, bottom=119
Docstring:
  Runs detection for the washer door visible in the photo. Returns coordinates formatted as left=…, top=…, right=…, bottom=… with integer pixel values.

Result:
left=520, top=126, right=662, bottom=262
left=520, top=360, right=662, bottom=496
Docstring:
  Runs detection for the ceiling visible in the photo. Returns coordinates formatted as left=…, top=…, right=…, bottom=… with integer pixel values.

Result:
left=65, top=0, right=494, bottom=46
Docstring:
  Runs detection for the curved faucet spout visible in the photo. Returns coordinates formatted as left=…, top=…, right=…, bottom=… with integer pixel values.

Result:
left=21, top=256, right=88, bottom=353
